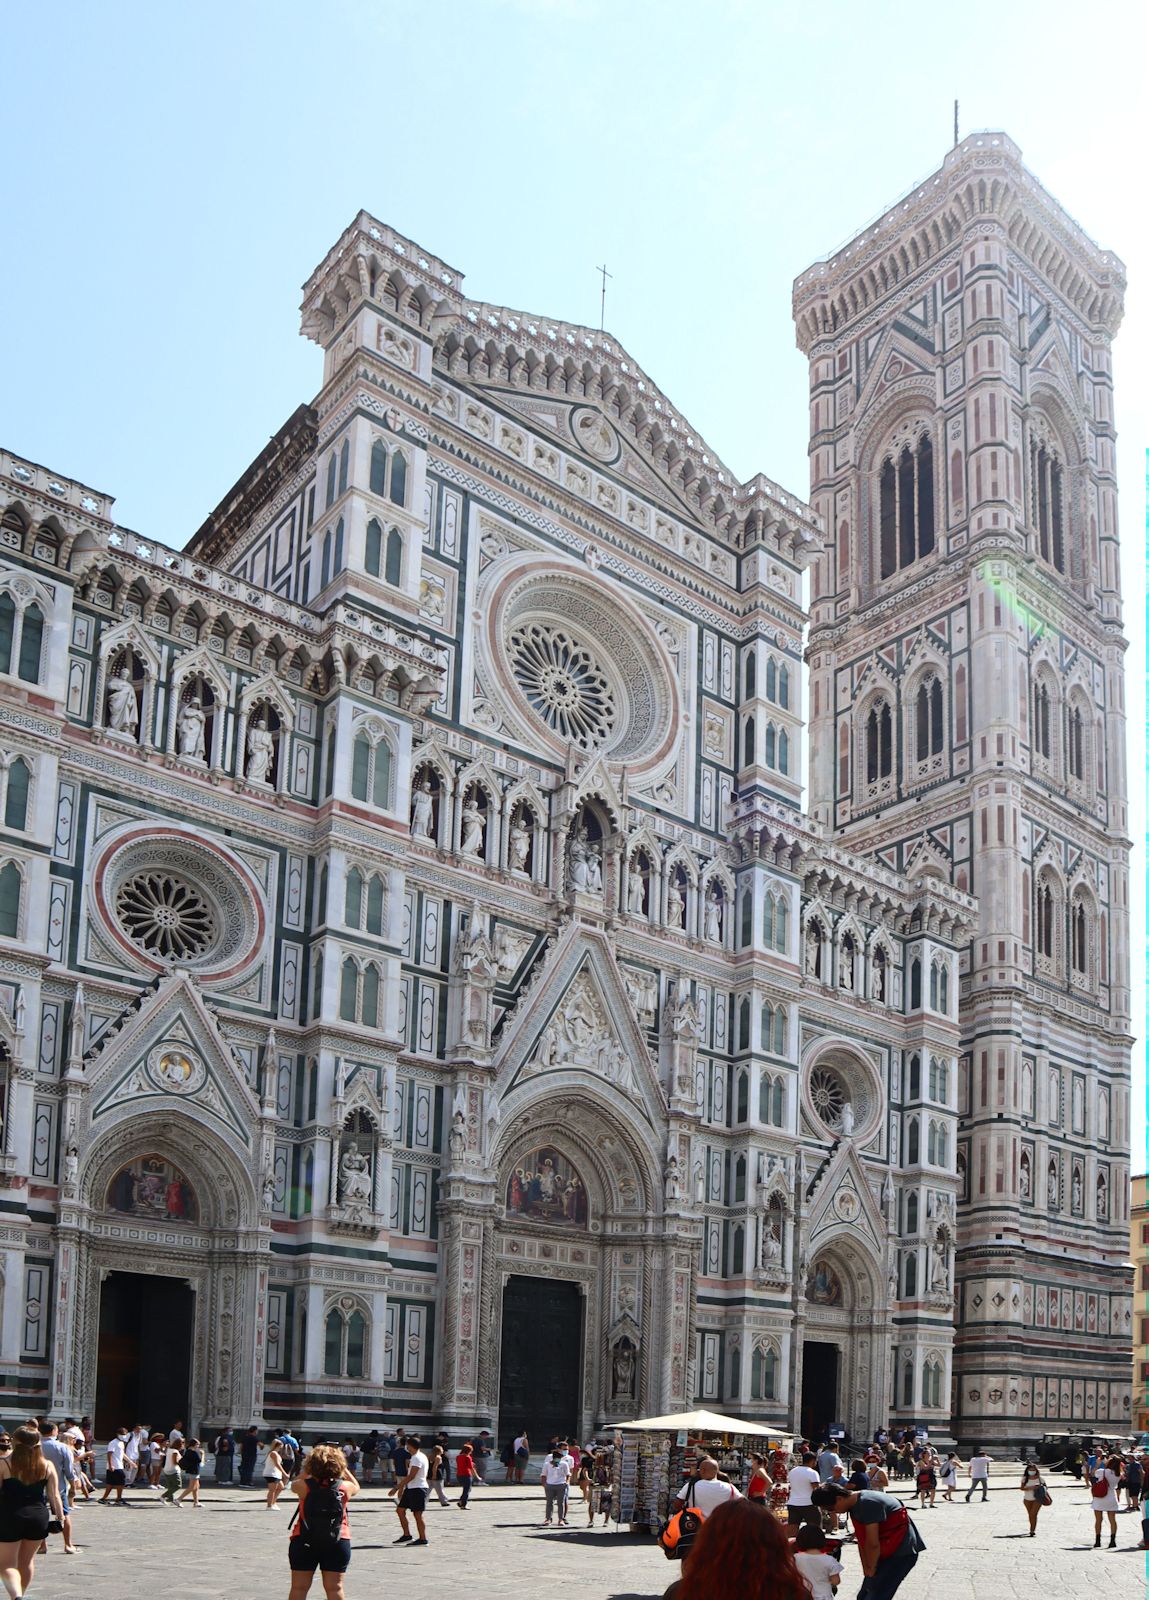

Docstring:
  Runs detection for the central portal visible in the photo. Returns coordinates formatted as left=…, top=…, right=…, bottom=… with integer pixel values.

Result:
left=801, top=1340, right=839, bottom=1441
left=95, top=1272, right=194, bottom=1438
left=498, top=1275, right=582, bottom=1444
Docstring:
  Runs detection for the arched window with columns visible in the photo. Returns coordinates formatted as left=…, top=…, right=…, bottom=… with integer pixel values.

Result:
left=879, top=429, right=935, bottom=579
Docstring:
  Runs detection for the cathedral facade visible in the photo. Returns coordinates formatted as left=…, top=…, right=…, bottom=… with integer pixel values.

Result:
left=0, top=132, right=1127, bottom=1445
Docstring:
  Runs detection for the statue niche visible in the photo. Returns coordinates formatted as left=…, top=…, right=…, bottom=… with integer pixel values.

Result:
left=331, top=1109, right=379, bottom=1235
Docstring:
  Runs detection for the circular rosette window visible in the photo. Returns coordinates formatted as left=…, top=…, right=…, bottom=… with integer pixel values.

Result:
left=484, top=558, right=679, bottom=771
left=803, top=1051, right=882, bottom=1142
left=92, top=827, right=266, bottom=980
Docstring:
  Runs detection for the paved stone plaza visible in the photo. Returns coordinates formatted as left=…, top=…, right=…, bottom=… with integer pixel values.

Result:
left=39, top=1468, right=1147, bottom=1598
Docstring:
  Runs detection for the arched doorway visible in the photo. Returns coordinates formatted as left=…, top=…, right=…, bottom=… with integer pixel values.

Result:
left=57, top=1113, right=265, bottom=1432
left=484, top=1090, right=660, bottom=1443
left=798, top=1239, right=887, bottom=1441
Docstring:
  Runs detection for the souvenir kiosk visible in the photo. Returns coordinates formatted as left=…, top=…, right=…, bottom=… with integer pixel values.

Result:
left=611, top=1408, right=793, bottom=1531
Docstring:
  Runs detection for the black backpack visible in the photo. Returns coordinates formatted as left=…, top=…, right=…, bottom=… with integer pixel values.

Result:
left=293, top=1480, right=344, bottom=1549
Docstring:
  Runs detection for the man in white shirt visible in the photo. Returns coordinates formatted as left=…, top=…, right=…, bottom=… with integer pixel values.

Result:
left=540, top=1447, right=573, bottom=1526
left=391, top=1433, right=430, bottom=1545
left=512, top=1432, right=530, bottom=1484
left=672, top=1456, right=741, bottom=1518
left=965, top=1450, right=992, bottom=1502
left=788, top=1451, right=823, bottom=1529
left=100, top=1429, right=129, bottom=1505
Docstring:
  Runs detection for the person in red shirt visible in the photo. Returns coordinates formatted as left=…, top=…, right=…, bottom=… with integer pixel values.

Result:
left=454, top=1442, right=483, bottom=1509
left=747, top=1454, right=770, bottom=1503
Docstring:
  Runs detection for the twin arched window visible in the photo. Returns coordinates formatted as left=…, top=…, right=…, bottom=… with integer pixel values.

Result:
left=751, top=1342, right=778, bottom=1401
left=0, top=859, right=22, bottom=937
left=879, top=433, right=935, bottom=579
left=369, top=438, right=408, bottom=507
left=1030, top=438, right=1065, bottom=573
left=339, top=957, right=382, bottom=1027
left=926, top=1120, right=949, bottom=1166
left=762, top=893, right=788, bottom=952
left=866, top=700, right=893, bottom=783
left=365, top=519, right=404, bottom=585
left=761, top=1003, right=787, bottom=1058
left=1071, top=896, right=1089, bottom=975
left=320, top=519, right=345, bottom=590
left=350, top=731, right=393, bottom=809
left=324, top=1303, right=367, bottom=1378
left=1036, top=878, right=1056, bottom=960
left=922, top=1357, right=943, bottom=1408
left=763, top=723, right=790, bottom=774
left=915, top=676, right=943, bottom=761
left=759, top=1070, right=786, bottom=1124
left=1066, top=702, right=1086, bottom=781
left=0, top=757, right=30, bottom=831
left=0, top=590, right=45, bottom=683
left=345, top=866, right=386, bottom=935
left=764, top=657, right=790, bottom=708
left=1033, top=679, right=1053, bottom=761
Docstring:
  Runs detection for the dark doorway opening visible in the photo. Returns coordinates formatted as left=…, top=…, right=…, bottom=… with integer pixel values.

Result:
left=801, top=1340, right=839, bottom=1442
left=95, top=1272, right=194, bottom=1438
left=498, top=1275, right=582, bottom=1447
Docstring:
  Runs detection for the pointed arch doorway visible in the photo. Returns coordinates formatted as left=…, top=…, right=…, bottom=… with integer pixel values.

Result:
left=498, top=1276, right=583, bottom=1445
left=95, top=1271, right=194, bottom=1438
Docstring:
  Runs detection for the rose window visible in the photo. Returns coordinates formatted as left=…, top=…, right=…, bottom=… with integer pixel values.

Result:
left=93, top=828, right=266, bottom=977
left=485, top=563, right=681, bottom=770
left=508, top=622, right=618, bottom=750
left=810, top=1066, right=847, bottom=1128
left=115, top=872, right=218, bottom=960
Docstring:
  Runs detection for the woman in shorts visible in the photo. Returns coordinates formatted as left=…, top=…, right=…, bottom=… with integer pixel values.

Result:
left=289, top=1443, right=360, bottom=1599
left=265, top=1438, right=287, bottom=1510
left=176, top=1439, right=203, bottom=1508
left=0, top=1424, right=66, bottom=1600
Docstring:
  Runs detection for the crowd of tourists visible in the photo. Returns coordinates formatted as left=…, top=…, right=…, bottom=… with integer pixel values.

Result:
left=3, top=1413, right=1146, bottom=1598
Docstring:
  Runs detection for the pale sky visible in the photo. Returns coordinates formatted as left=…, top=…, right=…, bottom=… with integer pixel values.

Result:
left=3, top=0, right=1144, bottom=1158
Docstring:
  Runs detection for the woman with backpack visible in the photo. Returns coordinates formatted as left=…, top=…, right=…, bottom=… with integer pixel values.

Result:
left=1019, top=1461, right=1047, bottom=1536
left=288, top=1443, right=360, bottom=1599
left=1091, top=1454, right=1121, bottom=1549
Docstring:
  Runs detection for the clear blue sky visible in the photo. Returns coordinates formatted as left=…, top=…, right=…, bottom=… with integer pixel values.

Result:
left=3, top=0, right=1145, bottom=1156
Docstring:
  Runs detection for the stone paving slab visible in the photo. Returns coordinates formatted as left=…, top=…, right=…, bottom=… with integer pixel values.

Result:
left=33, top=1470, right=1148, bottom=1599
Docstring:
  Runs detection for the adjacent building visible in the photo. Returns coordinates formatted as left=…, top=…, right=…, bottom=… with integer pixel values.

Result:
left=0, top=131, right=1128, bottom=1444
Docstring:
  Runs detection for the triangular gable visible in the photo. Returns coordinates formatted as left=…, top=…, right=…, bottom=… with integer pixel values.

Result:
left=853, top=330, right=935, bottom=416
left=804, top=1142, right=885, bottom=1254
left=87, top=974, right=260, bottom=1150
left=495, top=928, right=665, bottom=1126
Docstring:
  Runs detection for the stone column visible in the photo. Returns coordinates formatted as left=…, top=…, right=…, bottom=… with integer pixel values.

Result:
left=303, top=1282, right=326, bottom=1379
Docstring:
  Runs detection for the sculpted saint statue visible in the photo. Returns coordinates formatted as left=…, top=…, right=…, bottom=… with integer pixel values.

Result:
left=704, top=886, right=723, bottom=943
left=460, top=796, right=485, bottom=858
left=177, top=695, right=206, bottom=760
left=107, top=666, right=139, bottom=736
left=411, top=778, right=435, bottom=838
left=628, top=868, right=646, bottom=915
left=666, top=878, right=684, bottom=929
left=245, top=717, right=274, bottom=784
left=338, top=1142, right=372, bottom=1205
left=508, top=816, right=530, bottom=874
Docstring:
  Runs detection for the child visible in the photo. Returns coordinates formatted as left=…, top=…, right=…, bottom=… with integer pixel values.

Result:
left=455, top=1441, right=483, bottom=1509
left=794, top=1521, right=843, bottom=1600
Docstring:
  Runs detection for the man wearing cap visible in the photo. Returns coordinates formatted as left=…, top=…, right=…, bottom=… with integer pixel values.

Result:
left=811, top=1480, right=925, bottom=1600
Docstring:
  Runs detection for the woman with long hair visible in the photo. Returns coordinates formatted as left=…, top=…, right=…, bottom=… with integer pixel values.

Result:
left=1019, top=1461, right=1046, bottom=1536
left=676, top=1497, right=810, bottom=1600
left=0, top=1425, right=65, bottom=1598
left=288, top=1443, right=360, bottom=1600
left=1090, top=1453, right=1121, bottom=1549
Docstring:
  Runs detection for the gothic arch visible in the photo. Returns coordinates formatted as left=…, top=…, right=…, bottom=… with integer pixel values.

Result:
left=79, top=1109, right=255, bottom=1232
left=494, top=1085, right=660, bottom=1219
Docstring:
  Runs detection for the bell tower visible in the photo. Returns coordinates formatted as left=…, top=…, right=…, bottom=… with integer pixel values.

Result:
left=793, top=134, right=1131, bottom=1444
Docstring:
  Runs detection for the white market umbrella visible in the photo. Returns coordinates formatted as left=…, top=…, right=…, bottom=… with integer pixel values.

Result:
left=616, top=1408, right=789, bottom=1441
